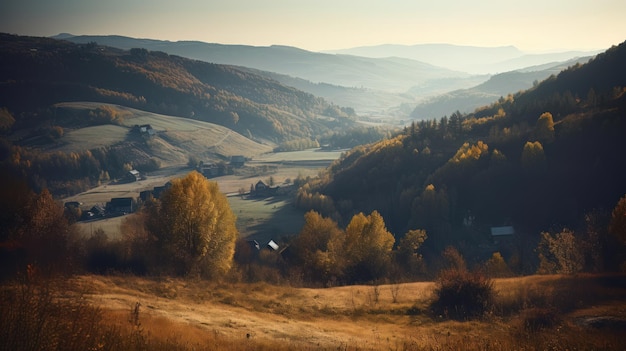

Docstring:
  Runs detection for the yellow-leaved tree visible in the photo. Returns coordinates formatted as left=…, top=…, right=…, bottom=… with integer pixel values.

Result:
left=146, top=171, right=237, bottom=278
left=291, top=210, right=344, bottom=283
left=341, top=211, right=395, bottom=282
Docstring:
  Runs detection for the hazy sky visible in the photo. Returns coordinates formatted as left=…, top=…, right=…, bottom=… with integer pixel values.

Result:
left=1, top=0, right=624, bottom=52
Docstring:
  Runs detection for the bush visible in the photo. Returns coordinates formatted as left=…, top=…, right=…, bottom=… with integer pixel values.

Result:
left=430, top=268, right=494, bottom=320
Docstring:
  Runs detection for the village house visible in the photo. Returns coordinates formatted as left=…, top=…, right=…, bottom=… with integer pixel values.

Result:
left=139, top=124, right=156, bottom=137
left=200, top=162, right=219, bottom=178
left=252, top=180, right=279, bottom=197
left=124, top=170, right=141, bottom=183
left=106, top=197, right=135, bottom=215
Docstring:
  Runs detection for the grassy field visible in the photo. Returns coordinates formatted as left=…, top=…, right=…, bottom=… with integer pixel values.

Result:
left=54, top=102, right=273, bottom=165
left=11, top=273, right=622, bottom=350
left=228, top=194, right=305, bottom=243
left=69, top=146, right=341, bottom=241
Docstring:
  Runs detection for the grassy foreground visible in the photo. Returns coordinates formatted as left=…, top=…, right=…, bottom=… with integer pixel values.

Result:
left=1, top=273, right=625, bottom=350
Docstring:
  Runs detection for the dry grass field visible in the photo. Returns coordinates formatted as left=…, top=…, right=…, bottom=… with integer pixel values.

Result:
left=45, top=273, right=624, bottom=350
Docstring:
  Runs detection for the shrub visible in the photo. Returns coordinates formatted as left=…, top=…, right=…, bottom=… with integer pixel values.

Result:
left=430, top=268, right=494, bottom=320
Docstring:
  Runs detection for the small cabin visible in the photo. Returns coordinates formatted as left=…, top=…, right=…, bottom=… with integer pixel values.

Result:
left=125, top=170, right=141, bottom=182
left=107, top=197, right=135, bottom=215
left=200, top=163, right=219, bottom=178
left=139, top=124, right=156, bottom=137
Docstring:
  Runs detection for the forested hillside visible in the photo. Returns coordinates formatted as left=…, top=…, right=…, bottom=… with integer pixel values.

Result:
left=410, top=56, right=593, bottom=119
left=296, top=40, right=626, bottom=269
left=0, top=33, right=355, bottom=143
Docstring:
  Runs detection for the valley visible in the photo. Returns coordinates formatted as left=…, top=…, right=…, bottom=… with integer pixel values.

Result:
left=1, top=32, right=626, bottom=351
left=68, top=144, right=343, bottom=242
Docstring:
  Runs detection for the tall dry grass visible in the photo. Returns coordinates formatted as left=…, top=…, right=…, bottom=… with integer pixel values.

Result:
left=2, top=273, right=625, bottom=350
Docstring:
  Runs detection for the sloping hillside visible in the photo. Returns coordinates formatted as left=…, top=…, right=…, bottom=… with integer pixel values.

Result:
left=54, top=102, right=272, bottom=165
left=0, top=33, right=355, bottom=143
left=410, top=56, right=594, bottom=119
left=298, top=40, right=626, bottom=260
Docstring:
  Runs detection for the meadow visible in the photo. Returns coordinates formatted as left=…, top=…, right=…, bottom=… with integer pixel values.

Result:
left=3, top=273, right=625, bottom=350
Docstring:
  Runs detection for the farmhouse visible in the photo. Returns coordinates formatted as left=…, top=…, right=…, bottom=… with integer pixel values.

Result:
left=153, top=182, right=172, bottom=199
left=200, top=162, right=219, bottom=178
left=106, top=197, right=135, bottom=215
left=124, top=170, right=141, bottom=183
left=252, top=180, right=279, bottom=197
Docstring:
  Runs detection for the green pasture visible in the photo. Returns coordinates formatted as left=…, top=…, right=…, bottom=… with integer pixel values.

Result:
left=228, top=194, right=305, bottom=244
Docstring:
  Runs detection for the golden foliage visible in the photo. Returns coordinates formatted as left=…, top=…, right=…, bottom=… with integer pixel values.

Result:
left=146, top=171, right=238, bottom=278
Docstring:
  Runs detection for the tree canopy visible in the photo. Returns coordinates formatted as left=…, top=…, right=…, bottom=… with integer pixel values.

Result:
left=146, top=171, right=237, bottom=277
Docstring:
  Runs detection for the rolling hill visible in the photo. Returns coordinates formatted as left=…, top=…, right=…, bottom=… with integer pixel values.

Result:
left=0, top=33, right=362, bottom=195
left=53, top=102, right=273, bottom=164
left=57, top=34, right=470, bottom=93
left=0, top=33, right=356, bottom=143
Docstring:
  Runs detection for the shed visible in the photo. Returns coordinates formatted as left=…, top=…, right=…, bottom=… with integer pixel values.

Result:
left=267, top=240, right=279, bottom=251
left=125, top=170, right=141, bottom=182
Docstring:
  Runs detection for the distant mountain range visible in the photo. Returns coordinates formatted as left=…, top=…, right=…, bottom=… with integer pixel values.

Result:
left=54, top=34, right=603, bottom=119
left=324, top=43, right=603, bottom=74
left=410, top=56, right=595, bottom=119
left=55, top=34, right=467, bottom=93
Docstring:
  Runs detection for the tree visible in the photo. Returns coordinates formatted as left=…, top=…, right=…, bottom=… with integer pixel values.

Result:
left=396, top=229, right=427, bottom=276
left=17, top=189, right=76, bottom=275
left=536, top=229, right=584, bottom=274
left=609, top=194, right=626, bottom=245
left=146, top=171, right=237, bottom=277
left=291, top=211, right=344, bottom=283
left=342, top=211, right=395, bottom=282
left=0, top=107, right=15, bottom=133
left=534, top=112, right=555, bottom=143
left=521, top=141, right=547, bottom=172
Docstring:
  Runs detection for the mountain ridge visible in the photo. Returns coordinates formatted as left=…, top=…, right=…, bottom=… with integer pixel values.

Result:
left=325, top=43, right=602, bottom=74
left=56, top=34, right=469, bottom=93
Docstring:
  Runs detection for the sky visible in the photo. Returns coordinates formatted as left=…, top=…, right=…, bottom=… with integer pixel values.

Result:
left=1, top=0, right=625, bottom=53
